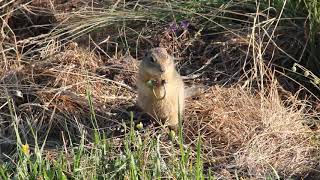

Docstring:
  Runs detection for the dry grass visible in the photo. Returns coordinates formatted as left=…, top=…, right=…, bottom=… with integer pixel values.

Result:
left=184, top=84, right=319, bottom=178
left=0, top=45, right=137, bottom=149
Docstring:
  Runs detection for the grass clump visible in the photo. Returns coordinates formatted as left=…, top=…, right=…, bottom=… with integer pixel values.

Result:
left=184, top=84, right=319, bottom=179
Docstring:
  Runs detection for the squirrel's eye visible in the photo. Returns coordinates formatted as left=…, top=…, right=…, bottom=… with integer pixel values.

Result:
left=149, top=57, right=156, bottom=62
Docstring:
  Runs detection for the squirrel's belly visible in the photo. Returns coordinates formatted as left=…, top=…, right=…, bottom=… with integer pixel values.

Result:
left=151, top=92, right=183, bottom=119
left=137, top=81, right=184, bottom=122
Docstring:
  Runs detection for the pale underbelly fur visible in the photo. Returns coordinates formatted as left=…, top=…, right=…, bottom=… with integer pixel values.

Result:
left=137, top=80, right=185, bottom=126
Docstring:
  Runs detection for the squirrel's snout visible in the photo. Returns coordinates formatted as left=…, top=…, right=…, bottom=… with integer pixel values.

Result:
left=159, top=67, right=165, bottom=73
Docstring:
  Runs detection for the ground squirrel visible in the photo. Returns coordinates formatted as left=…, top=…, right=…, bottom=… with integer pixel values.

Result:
left=136, top=47, right=185, bottom=131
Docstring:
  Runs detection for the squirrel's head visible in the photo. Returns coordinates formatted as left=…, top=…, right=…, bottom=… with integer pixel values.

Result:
left=140, top=47, right=175, bottom=78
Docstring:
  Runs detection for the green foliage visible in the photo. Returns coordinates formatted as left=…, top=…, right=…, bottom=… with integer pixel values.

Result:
left=288, top=0, right=320, bottom=71
left=0, top=111, right=208, bottom=179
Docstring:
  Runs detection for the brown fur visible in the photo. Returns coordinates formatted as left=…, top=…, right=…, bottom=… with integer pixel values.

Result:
left=136, top=48, right=185, bottom=131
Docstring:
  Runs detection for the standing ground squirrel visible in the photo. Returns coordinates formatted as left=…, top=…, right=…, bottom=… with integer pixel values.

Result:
left=136, top=47, right=185, bottom=131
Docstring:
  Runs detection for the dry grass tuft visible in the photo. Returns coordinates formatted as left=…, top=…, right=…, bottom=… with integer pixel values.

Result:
left=184, top=84, right=320, bottom=178
left=0, top=45, right=138, bottom=152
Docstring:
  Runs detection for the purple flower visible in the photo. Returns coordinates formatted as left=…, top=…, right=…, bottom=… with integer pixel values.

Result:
left=180, top=20, right=190, bottom=29
left=168, top=22, right=178, bottom=32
